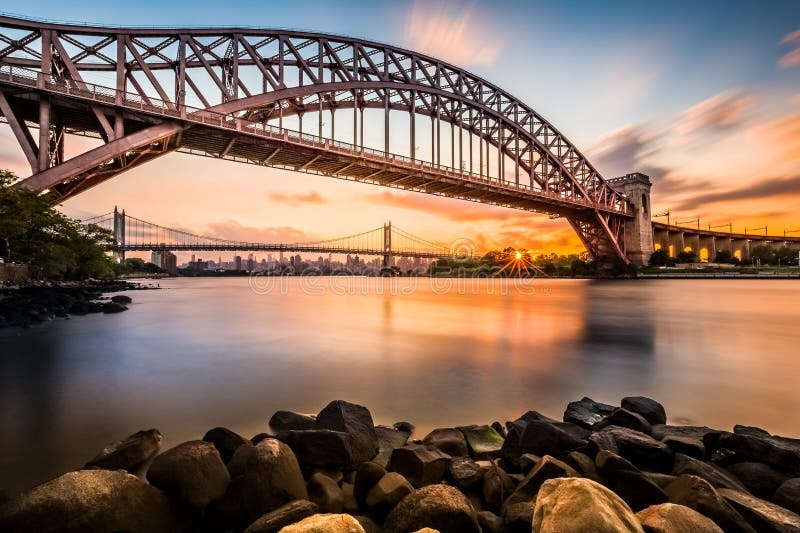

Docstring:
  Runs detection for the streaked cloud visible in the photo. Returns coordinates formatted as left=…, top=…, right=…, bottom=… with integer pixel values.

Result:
left=779, top=28, right=800, bottom=68
left=674, top=175, right=800, bottom=211
left=402, top=0, right=504, bottom=66
left=751, top=113, right=800, bottom=162
left=267, top=191, right=326, bottom=205
left=677, top=90, right=753, bottom=136
left=205, top=220, right=318, bottom=244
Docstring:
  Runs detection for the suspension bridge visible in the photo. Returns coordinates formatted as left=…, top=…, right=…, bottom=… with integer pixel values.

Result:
left=82, top=208, right=465, bottom=265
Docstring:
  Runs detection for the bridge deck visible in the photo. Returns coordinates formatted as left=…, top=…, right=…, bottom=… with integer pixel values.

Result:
left=651, top=222, right=800, bottom=243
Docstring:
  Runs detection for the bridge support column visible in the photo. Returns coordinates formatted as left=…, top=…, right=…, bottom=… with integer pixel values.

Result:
left=699, top=235, right=716, bottom=263
left=112, top=206, right=126, bottom=263
left=383, top=221, right=393, bottom=268
left=608, top=173, right=653, bottom=265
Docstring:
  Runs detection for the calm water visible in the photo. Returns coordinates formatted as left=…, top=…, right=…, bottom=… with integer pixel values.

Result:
left=1, top=277, right=799, bottom=494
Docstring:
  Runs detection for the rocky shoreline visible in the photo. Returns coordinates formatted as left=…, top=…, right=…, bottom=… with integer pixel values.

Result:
left=0, top=280, right=153, bottom=328
left=1, top=397, right=799, bottom=532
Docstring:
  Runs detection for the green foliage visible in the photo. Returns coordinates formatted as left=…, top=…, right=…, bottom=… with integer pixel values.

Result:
left=677, top=250, right=698, bottom=263
left=116, top=258, right=163, bottom=275
left=648, top=249, right=675, bottom=266
left=714, top=250, right=738, bottom=264
left=0, top=169, right=116, bottom=280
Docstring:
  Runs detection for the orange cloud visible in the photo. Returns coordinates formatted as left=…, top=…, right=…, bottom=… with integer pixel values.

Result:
left=677, top=90, right=753, bottom=136
left=204, top=220, right=319, bottom=244
left=779, top=28, right=800, bottom=68
left=268, top=191, right=326, bottom=205
left=751, top=112, right=800, bottom=162
left=403, top=0, right=504, bottom=66
left=366, top=190, right=531, bottom=223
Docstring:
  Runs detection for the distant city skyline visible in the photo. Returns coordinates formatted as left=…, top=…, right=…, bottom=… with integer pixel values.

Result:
left=1, top=0, right=798, bottom=254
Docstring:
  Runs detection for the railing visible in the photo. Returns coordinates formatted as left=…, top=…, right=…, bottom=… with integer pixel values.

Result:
left=0, top=63, right=629, bottom=214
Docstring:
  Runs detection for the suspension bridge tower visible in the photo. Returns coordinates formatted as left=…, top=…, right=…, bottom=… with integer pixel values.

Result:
left=608, top=172, right=654, bottom=265
left=112, top=206, right=126, bottom=263
left=383, top=222, right=393, bottom=268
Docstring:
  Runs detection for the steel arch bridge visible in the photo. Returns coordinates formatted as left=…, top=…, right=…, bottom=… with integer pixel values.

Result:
left=0, top=15, right=637, bottom=263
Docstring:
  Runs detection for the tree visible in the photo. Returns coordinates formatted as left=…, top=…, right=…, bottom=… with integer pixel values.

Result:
left=649, top=249, right=670, bottom=266
left=714, top=250, right=737, bottom=264
left=750, top=245, right=776, bottom=266
left=677, top=250, right=697, bottom=263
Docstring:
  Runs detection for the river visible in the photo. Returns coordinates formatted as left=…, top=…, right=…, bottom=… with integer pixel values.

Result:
left=1, top=277, right=799, bottom=494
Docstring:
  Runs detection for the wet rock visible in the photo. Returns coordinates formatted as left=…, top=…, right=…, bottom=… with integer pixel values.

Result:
left=635, top=503, right=724, bottom=533
left=563, top=450, right=602, bottom=482
left=206, top=475, right=248, bottom=532
left=315, top=400, right=379, bottom=465
left=279, top=513, right=366, bottom=532
left=422, top=428, right=468, bottom=457
left=595, top=408, right=653, bottom=435
left=110, top=294, right=132, bottom=304
left=533, top=477, right=644, bottom=533
left=394, top=421, right=415, bottom=434
left=278, top=429, right=354, bottom=468
left=663, top=436, right=705, bottom=460
left=491, top=421, right=506, bottom=438
left=672, top=453, right=748, bottom=492
left=459, top=425, right=504, bottom=459
left=387, top=444, right=450, bottom=488
left=519, top=453, right=541, bottom=472
left=622, top=396, right=667, bottom=426
left=718, top=487, right=800, bottom=532
left=481, top=464, right=516, bottom=513
left=307, top=472, right=344, bottom=513
left=734, top=425, right=773, bottom=438
left=448, top=456, right=483, bottom=490
left=715, top=431, right=800, bottom=476
left=0, top=469, right=188, bottom=533
left=341, top=482, right=359, bottom=514
left=84, top=428, right=162, bottom=473
left=354, top=461, right=387, bottom=507
left=724, top=462, right=790, bottom=499
left=365, top=472, right=414, bottom=517
left=499, top=411, right=557, bottom=467
left=645, top=472, right=679, bottom=490
left=773, top=478, right=800, bottom=515
left=243, top=499, right=317, bottom=533
left=203, top=427, right=249, bottom=464
left=595, top=450, right=669, bottom=511
left=652, top=425, right=717, bottom=443
left=147, top=440, right=230, bottom=508
left=252, top=433, right=272, bottom=445
left=563, top=396, right=616, bottom=429
left=476, top=510, right=502, bottom=533
left=355, top=515, right=382, bottom=533
left=517, top=419, right=586, bottom=457
left=373, top=426, right=411, bottom=468
left=664, top=474, right=755, bottom=533
left=269, top=410, right=316, bottom=432
left=601, top=426, right=675, bottom=472
left=383, top=484, right=481, bottom=533
left=502, top=455, right=579, bottom=529
left=238, top=438, right=308, bottom=521
left=101, top=301, right=127, bottom=313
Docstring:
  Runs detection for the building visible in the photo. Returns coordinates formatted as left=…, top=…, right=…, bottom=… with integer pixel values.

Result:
left=150, top=250, right=178, bottom=275
left=247, top=253, right=255, bottom=272
left=234, top=255, right=242, bottom=271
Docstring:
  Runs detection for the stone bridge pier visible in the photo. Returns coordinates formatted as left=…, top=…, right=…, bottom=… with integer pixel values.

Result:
left=609, top=173, right=654, bottom=265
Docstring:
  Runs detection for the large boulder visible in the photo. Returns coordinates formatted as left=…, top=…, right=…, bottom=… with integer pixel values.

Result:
left=306, top=472, right=344, bottom=514
left=365, top=472, right=414, bottom=518
left=724, top=462, right=790, bottom=498
left=596, top=450, right=669, bottom=512
left=203, top=427, right=249, bottom=464
left=277, top=429, right=354, bottom=468
left=0, top=469, right=188, bottom=533
left=718, top=487, right=800, bottom=532
left=354, top=461, right=387, bottom=507
left=84, top=428, right=162, bottom=473
left=387, top=444, right=450, bottom=488
left=373, top=426, right=411, bottom=468
left=532, top=477, right=645, bottom=532
left=635, top=503, right=723, bottom=533
left=234, top=438, right=308, bottom=521
left=502, top=455, right=578, bottom=529
left=595, top=408, right=653, bottom=436
left=517, top=419, right=586, bottom=457
left=714, top=431, right=800, bottom=476
left=672, top=453, right=747, bottom=492
left=278, top=513, right=365, bottom=532
left=563, top=397, right=616, bottom=428
left=269, top=410, right=316, bottom=432
left=601, top=426, right=675, bottom=472
left=147, top=440, right=230, bottom=508
left=664, top=475, right=755, bottom=533
left=773, top=478, right=800, bottom=515
left=458, top=425, right=504, bottom=459
left=448, top=456, right=484, bottom=491
left=315, top=400, right=379, bottom=465
left=422, top=428, right=468, bottom=457
left=243, top=499, right=317, bottom=533
left=383, top=484, right=481, bottom=533
left=652, top=425, right=717, bottom=442
left=662, top=436, right=705, bottom=460
left=622, top=396, right=667, bottom=426
left=481, top=464, right=516, bottom=513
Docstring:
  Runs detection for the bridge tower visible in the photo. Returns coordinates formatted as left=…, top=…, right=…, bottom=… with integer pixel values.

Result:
left=112, top=206, right=126, bottom=263
left=608, top=173, right=654, bottom=265
left=383, top=222, right=393, bottom=268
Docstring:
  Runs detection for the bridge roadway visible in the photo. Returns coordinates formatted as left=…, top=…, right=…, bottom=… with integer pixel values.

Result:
left=651, top=222, right=800, bottom=260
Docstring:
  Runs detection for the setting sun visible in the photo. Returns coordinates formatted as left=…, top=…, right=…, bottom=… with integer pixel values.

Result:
left=515, top=251, right=523, bottom=260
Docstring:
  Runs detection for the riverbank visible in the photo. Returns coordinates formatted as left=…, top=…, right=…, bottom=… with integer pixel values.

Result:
left=1, top=397, right=798, bottom=532
left=0, top=279, right=156, bottom=328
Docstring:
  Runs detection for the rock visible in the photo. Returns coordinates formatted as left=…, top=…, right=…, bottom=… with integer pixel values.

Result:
left=734, top=425, right=773, bottom=438
left=519, top=453, right=541, bottom=472
left=341, top=482, right=359, bottom=514
left=595, top=408, right=653, bottom=435
left=422, top=428, right=468, bottom=457
left=718, top=487, right=800, bottom=532
left=601, top=426, right=675, bottom=472
left=563, top=450, right=602, bottom=482
left=459, top=425, right=504, bottom=459
left=315, top=400, right=379, bottom=465
left=102, top=301, right=127, bottom=313
left=355, top=515, right=382, bottom=533
left=662, top=436, right=705, bottom=460
left=517, top=419, right=586, bottom=457
left=622, top=396, right=667, bottom=426
left=278, top=429, right=354, bottom=468
left=206, top=476, right=248, bottom=532
left=774, top=478, right=800, bottom=515
left=307, top=472, right=344, bottom=513
left=645, top=472, right=679, bottom=489
left=499, top=411, right=560, bottom=467
left=532, top=477, right=645, bottom=532
left=672, top=453, right=748, bottom=492
left=481, top=464, right=515, bottom=513
left=365, top=472, right=414, bottom=517
left=491, top=421, right=506, bottom=438
left=278, top=513, right=366, bottom=532
left=269, top=410, right=316, bottom=432
left=724, top=462, right=790, bottom=499
left=243, top=499, right=318, bottom=533
left=387, top=444, right=450, bottom=488
left=147, top=440, right=230, bottom=508
left=665, top=475, right=755, bottom=533
left=237, top=438, right=308, bottom=521
left=636, top=503, right=724, bottom=533
left=373, top=426, right=411, bottom=467
left=564, top=396, right=616, bottom=428
left=84, top=428, right=162, bottom=473
left=383, top=484, right=481, bottom=533
left=354, top=461, right=387, bottom=507
left=110, top=294, right=132, bottom=304
left=596, top=450, right=669, bottom=511
left=502, top=455, right=579, bottom=529
left=394, top=421, right=415, bottom=434
left=203, top=427, right=249, bottom=464
left=252, top=433, right=272, bottom=445
left=476, top=510, right=502, bottom=533
left=715, top=431, right=800, bottom=476
left=0, top=469, right=188, bottom=533
left=448, top=456, right=483, bottom=490
left=652, top=425, right=717, bottom=442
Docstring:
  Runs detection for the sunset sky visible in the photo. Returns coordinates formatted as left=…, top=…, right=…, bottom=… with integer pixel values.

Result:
left=1, top=0, right=799, bottom=255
